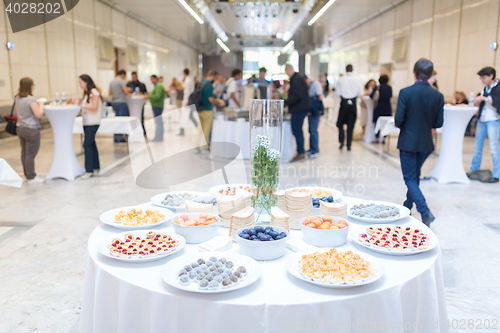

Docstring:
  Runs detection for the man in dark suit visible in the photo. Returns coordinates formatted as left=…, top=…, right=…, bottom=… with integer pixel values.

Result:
left=395, top=58, right=444, bottom=227
left=285, top=64, right=312, bottom=162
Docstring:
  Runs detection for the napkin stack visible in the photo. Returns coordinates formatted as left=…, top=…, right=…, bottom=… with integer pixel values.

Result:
left=319, top=201, right=347, bottom=219
left=270, top=207, right=290, bottom=232
left=217, top=194, right=246, bottom=228
left=229, top=207, right=255, bottom=241
left=285, top=190, right=313, bottom=229
left=185, top=200, right=214, bottom=214
left=277, top=191, right=286, bottom=211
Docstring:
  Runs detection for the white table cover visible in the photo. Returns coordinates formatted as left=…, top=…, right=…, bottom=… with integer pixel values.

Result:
left=80, top=197, right=448, bottom=333
left=429, top=105, right=477, bottom=184
left=44, top=105, right=84, bottom=180
left=0, top=158, right=23, bottom=188
left=126, top=95, right=146, bottom=121
left=362, top=96, right=376, bottom=143
left=374, top=116, right=400, bottom=137
left=73, top=116, right=141, bottom=135
left=211, top=119, right=295, bottom=162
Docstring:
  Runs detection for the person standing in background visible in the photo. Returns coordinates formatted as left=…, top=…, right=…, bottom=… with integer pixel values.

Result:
left=360, top=79, right=377, bottom=136
left=428, top=70, right=438, bottom=90
left=15, top=77, right=45, bottom=183
left=226, top=69, right=242, bottom=108
left=323, top=73, right=330, bottom=96
left=195, top=69, right=220, bottom=154
left=126, top=72, right=148, bottom=134
left=149, top=75, right=165, bottom=142
left=305, top=75, right=324, bottom=159
left=108, top=69, right=130, bottom=142
left=255, top=68, right=270, bottom=84
left=179, top=68, right=197, bottom=136
left=284, top=64, right=312, bottom=162
left=77, top=75, right=102, bottom=179
left=373, top=74, right=393, bottom=143
left=395, top=58, right=444, bottom=227
left=213, top=74, right=226, bottom=99
left=468, top=67, right=500, bottom=183
left=335, top=64, right=363, bottom=150
left=167, top=78, right=182, bottom=108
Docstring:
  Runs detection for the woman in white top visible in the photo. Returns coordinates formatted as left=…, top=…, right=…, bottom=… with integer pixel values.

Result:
left=75, top=74, right=102, bottom=179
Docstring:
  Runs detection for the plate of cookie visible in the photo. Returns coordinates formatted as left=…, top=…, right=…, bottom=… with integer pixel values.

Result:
left=353, top=225, right=438, bottom=256
left=348, top=201, right=410, bottom=223
left=286, top=248, right=385, bottom=288
left=161, top=252, right=262, bottom=293
left=98, top=230, right=186, bottom=262
left=151, top=191, right=207, bottom=211
left=100, top=204, right=174, bottom=230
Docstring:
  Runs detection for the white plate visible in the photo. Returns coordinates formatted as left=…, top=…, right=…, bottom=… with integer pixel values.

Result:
left=208, top=184, right=252, bottom=197
left=352, top=224, right=438, bottom=256
left=286, top=186, right=343, bottom=202
left=161, top=251, right=262, bottom=293
left=100, top=205, right=174, bottom=230
left=348, top=201, right=410, bottom=223
left=151, top=191, right=206, bottom=211
left=285, top=248, right=385, bottom=288
left=98, top=230, right=186, bottom=263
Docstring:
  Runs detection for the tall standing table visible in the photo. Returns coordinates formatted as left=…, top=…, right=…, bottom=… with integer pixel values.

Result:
left=126, top=95, right=146, bottom=120
left=44, top=105, right=84, bottom=180
left=429, top=105, right=478, bottom=184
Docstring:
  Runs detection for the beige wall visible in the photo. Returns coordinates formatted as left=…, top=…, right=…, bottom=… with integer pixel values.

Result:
left=325, top=0, right=500, bottom=100
left=0, top=0, right=199, bottom=107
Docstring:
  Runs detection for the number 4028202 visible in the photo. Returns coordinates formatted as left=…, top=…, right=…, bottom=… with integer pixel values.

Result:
left=445, top=319, right=498, bottom=330
left=5, top=2, right=61, bottom=14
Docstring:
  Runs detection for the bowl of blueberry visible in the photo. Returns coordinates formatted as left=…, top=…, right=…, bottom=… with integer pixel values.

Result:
left=237, top=226, right=288, bottom=260
left=312, top=196, right=335, bottom=208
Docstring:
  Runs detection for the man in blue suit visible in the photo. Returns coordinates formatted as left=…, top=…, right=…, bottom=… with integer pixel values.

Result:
left=395, top=58, right=444, bottom=227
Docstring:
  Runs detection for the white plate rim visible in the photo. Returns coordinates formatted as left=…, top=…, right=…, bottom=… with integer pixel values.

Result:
left=99, top=205, right=174, bottom=230
left=285, top=248, right=385, bottom=288
left=97, top=230, right=186, bottom=263
left=348, top=201, right=410, bottom=223
left=208, top=183, right=252, bottom=197
left=161, top=251, right=262, bottom=294
left=150, top=191, right=207, bottom=210
left=284, top=186, right=343, bottom=202
left=351, top=224, right=439, bottom=256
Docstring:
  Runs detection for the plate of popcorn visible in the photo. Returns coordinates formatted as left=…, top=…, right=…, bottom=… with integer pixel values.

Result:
left=100, top=205, right=174, bottom=230
left=348, top=201, right=410, bottom=223
left=353, top=225, right=438, bottom=256
left=151, top=191, right=206, bottom=211
left=161, top=252, right=262, bottom=293
left=286, top=248, right=385, bottom=288
left=98, top=230, right=186, bottom=263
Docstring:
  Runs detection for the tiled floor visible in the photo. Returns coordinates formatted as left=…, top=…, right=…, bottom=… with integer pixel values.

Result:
left=1, top=117, right=499, bottom=332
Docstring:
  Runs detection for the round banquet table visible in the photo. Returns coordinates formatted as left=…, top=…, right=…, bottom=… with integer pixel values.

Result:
left=80, top=197, right=448, bottom=333
left=429, top=105, right=478, bottom=184
left=44, top=105, right=84, bottom=180
left=126, top=95, right=146, bottom=121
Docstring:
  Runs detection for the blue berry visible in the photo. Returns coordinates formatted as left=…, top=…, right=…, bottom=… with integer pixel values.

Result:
left=257, top=232, right=264, bottom=238
left=279, top=232, right=287, bottom=238
left=210, top=256, right=218, bottom=262
left=249, top=229, right=257, bottom=236
left=241, top=229, right=249, bottom=234
left=250, top=235, right=257, bottom=240
left=270, top=231, right=279, bottom=238
left=242, top=233, right=250, bottom=240
left=328, top=195, right=334, bottom=202
left=275, top=236, right=282, bottom=240
left=255, top=226, right=264, bottom=233
left=260, top=235, right=270, bottom=241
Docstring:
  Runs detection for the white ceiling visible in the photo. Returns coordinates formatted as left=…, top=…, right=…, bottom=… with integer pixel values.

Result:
left=111, top=0, right=400, bottom=50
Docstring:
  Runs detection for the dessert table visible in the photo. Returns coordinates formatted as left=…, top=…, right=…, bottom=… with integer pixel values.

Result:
left=44, top=105, right=84, bottom=180
left=361, top=96, right=375, bottom=143
left=211, top=119, right=295, bottom=162
left=80, top=197, right=448, bottom=333
left=429, top=105, right=478, bottom=184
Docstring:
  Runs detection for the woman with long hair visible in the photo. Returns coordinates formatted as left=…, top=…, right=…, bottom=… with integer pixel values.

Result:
left=76, top=74, right=102, bottom=179
left=16, top=77, right=45, bottom=183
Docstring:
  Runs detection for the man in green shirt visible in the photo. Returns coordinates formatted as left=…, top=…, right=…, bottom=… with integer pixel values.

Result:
left=195, top=69, right=219, bottom=153
left=149, top=75, right=165, bottom=141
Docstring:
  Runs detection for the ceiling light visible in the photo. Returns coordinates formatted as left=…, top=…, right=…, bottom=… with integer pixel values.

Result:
left=216, top=38, right=230, bottom=53
left=219, top=32, right=229, bottom=42
left=276, top=32, right=283, bottom=39
left=308, top=0, right=337, bottom=26
left=178, top=0, right=204, bottom=24
left=282, top=31, right=293, bottom=41
left=282, top=40, right=294, bottom=53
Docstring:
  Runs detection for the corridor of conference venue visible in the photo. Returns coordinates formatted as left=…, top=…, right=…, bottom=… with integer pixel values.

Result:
left=1, top=0, right=500, bottom=332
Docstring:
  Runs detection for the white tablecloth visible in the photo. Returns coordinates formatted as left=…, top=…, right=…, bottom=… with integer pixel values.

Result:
left=73, top=116, right=141, bottom=135
left=361, top=96, right=376, bottom=143
left=374, top=116, right=400, bottom=137
left=80, top=197, right=448, bottom=333
left=126, top=95, right=146, bottom=120
left=211, top=119, right=295, bottom=162
left=0, top=158, right=23, bottom=188
left=44, top=105, right=84, bottom=180
left=429, top=105, right=477, bottom=184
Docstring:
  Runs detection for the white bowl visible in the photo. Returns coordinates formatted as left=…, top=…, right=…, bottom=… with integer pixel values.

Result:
left=236, top=226, right=289, bottom=260
left=172, top=213, right=220, bottom=244
left=300, top=216, right=350, bottom=247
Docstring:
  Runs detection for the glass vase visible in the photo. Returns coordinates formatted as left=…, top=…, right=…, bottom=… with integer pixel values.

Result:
left=249, top=99, right=284, bottom=222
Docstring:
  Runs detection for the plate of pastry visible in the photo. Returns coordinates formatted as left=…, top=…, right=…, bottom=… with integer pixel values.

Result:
left=348, top=201, right=410, bottom=223
left=161, top=252, right=262, bottom=293
left=353, top=225, right=438, bottom=256
left=98, top=230, right=186, bottom=263
left=209, top=184, right=252, bottom=197
left=286, top=248, right=385, bottom=288
left=151, top=191, right=206, bottom=211
left=100, top=204, right=173, bottom=230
